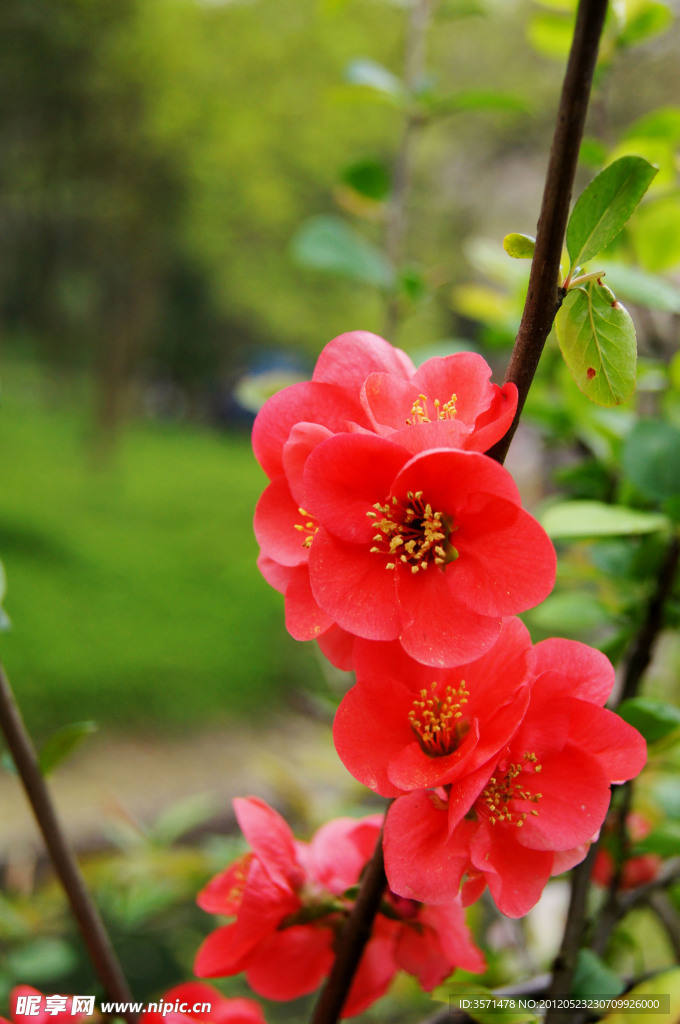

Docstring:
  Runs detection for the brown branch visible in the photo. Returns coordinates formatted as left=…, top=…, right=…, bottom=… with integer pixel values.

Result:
left=312, top=4, right=609, bottom=1022
left=619, top=533, right=680, bottom=704
left=311, top=813, right=388, bottom=1024
left=488, top=0, right=609, bottom=465
left=0, top=662, right=136, bottom=1023
left=544, top=843, right=600, bottom=1023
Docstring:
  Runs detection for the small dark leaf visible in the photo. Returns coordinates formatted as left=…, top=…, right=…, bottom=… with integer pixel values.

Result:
left=617, top=696, right=680, bottom=745
left=623, top=420, right=680, bottom=501
left=39, top=721, right=98, bottom=776
left=571, top=949, right=625, bottom=1000
left=341, top=158, right=391, bottom=201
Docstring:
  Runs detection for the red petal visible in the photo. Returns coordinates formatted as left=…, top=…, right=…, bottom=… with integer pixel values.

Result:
left=309, top=529, right=400, bottom=641
left=397, top=566, right=502, bottom=666
left=533, top=638, right=614, bottom=706
left=253, top=381, right=367, bottom=479
left=197, top=854, right=252, bottom=914
left=233, top=797, right=304, bottom=891
left=566, top=700, right=647, bottom=783
left=284, top=565, right=334, bottom=641
left=317, top=624, right=356, bottom=670
left=470, top=825, right=553, bottom=917
left=282, top=422, right=333, bottom=506
left=384, top=792, right=468, bottom=904
left=254, top=478, right=310, bottom=567
left=453, top=498, right=556, bottom=616
left=308, top=815, right=382, bottom=893
left=515, top=746, right=611, bottom=851
left=313, top=330, right=414, bottom=388
left=244, top=925, right=335, bottom=1000
left=333, top=678, right=415, bottom=797
left=304, top=433, right=409, bottom=544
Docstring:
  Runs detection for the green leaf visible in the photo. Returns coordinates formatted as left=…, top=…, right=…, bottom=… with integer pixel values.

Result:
left=527, top=11, right=575, bottom=60
left=623, top=420, right=680, bottom=500
left=345, top=58, right=406, bottom=103
left=540, top=501, right=668, bottom=539
left=571, top=950, right=625, bottom=1000
left=341, top=158, right=391, bottom=201
left=527, top=592, right=612, bottom=636
left=598, top=262, right=680, bottom=314
left=617, top=696, right=680, bottom=744
left=566, top=156, right=658, bottom=270
left=636, top=820, right=680, bottom=857
left=631, top=194, right=680, bottom=272
left=617, top=0, right=673, bottom=48
left=622, top=106, right=680, bottom=147
left=599, top=968, right=680, bottom=1024
left=429, top=90, right=529, bottom=116
left=38, top=721, right=98, bottom=776
left=291, top=216, right=395, bottom=289
left=503, top=233, right=536, bottom=259
left=556, top=281, right=637, bottom=406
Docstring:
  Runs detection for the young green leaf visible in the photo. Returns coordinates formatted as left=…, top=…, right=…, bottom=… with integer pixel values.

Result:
left=291, top=215, right=395, bottom=289
left=555, top=280, right=637, bottom=406
left=39, top=721, right=98, bottom=776
left=503, top=233, right=536, bottom=258
left=540, top=501, right=668, bottom=539
left=636, top=820, right=680, bottom=857
left=571, top=950, right=625, bottom=1000
left=566, top=156, right=658, bottom=271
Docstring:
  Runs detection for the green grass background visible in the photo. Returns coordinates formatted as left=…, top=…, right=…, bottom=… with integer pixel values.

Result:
left=0, top=358, right=319, bottom=737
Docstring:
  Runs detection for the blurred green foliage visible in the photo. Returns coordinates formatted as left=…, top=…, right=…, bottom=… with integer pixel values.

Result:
left=0, top=358, right=318, bottom=735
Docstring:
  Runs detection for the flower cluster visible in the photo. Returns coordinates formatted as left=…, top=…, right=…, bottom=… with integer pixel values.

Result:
left=194, top=796, right=484, bottom=1016
left=252, top=332, right=646, bottom=927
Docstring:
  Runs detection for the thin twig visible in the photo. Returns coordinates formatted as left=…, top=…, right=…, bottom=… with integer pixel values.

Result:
left=311, top=814, right=387, bottom=1024
left=619, top=534, right=680, bottom=704
left=384, top=0, right=435, bottom=340
left=0, top=662, right=136, bottom=1023
left=590, top=857, right=680, bottom=955
left=313, top=4, right=609, bottom=1021
left=544, top=843, right=600, bottom=1023
left=487, top=0, right=609, bottom=464
left=645, top=891, right=680, bottom=962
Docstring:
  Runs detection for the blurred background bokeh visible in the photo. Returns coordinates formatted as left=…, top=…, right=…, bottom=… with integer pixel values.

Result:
left=1, top=0, right=680, bottom=1014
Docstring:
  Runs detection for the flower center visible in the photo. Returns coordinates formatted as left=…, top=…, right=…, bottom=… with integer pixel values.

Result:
left=366, top=490, right=458, bottom=573
left=408, top=680, right=470, bottom=756
left=294, top=507, right=318, bottom=549
left=406, top=392, right=457, bottom=426
left=478, top=752, right=542, bottom=828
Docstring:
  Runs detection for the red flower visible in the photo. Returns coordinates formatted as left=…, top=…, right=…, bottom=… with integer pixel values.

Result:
left=359, top=350, right=516, bottom=455
left=141, top=983, right=266, bottom=1024
left=295, top=435, right=555, bottom=665
left=194, top=797, right=483, bottom=1015
left=384, top=638, right=647, bottom=917
left=253, top=334, right=518, bottom=659
left=333, top=617, right=534, bottom=796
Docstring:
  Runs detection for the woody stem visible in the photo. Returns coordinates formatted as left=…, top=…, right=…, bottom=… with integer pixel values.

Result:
left=0, top=661, right=136, bottom=1024
left=487, top=0, right=609, bottom=466
left=310, top=813, right=387, bottom=1024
